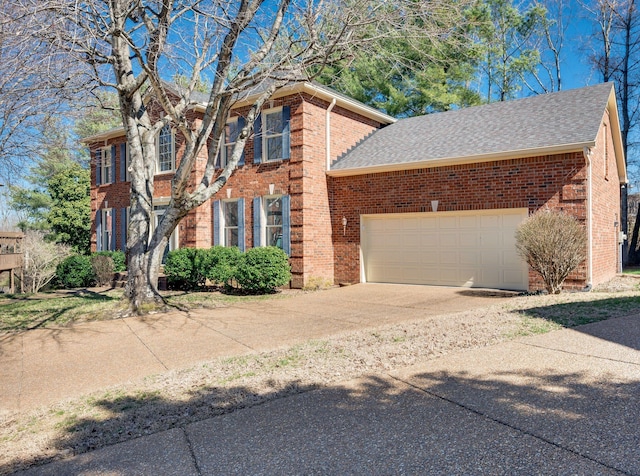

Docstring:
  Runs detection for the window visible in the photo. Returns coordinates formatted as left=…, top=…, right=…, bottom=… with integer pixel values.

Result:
left=120, top=142, right=130, bottom=182
left=97, top=208, right=115, bottom=251
left=102, top=148, right=112, bottom=184
left=157, top=124, right=175, bottom=173
left=213, top=199, right=245, bottom=251
left=216, top=117, right=246, bottom=169
left=153, top=205, right=179, bottom=263
left=254, top=107, right=290, bottom=164
left=253, top=195, right=290, bottom=255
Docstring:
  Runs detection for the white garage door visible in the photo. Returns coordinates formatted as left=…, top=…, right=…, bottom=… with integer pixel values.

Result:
left=361, top=209, right=529, bottom=290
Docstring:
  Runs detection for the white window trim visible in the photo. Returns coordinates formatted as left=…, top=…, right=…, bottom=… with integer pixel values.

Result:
left=220, top=117, right=239, bottom=169
left=101, top=147, right=112, bottom=184
left=151, top=205, right=180, bottom=252
left=101, top=208, right=113, bottom=251
left=221, top=199, right=240, bottom=247
left=156, top=125, right=175, bottom=175
left=261, top=194, right=283, bottom=248
left=262, top=106, right=285, bottom=163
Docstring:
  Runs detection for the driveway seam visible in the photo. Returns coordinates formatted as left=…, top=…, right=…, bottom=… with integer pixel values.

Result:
left=181, top=427, right=202, bottom=475
left=184, top=314, right=256, bottom=352
left=122, top=319, right=169, bottom=371
left=516, top=341, right=640, bottom=367
left=389, top=373, right=632, bottom=476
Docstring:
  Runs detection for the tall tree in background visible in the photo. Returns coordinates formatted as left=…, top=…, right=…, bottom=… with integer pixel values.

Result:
left=317, top=5, right=481, bottom=117
left=587, top=0, right=640, bottom=264
left=30, top=0, right=464, bottom=313
left=472, top=0, right=546, bottom=101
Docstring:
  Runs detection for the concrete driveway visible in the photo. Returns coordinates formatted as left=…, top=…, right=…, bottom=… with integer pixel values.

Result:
left=0, top=284, right=515, bottom=413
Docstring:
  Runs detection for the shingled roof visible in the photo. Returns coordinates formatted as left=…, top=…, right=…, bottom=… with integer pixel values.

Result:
left=329, top=82, right=626, bottom=182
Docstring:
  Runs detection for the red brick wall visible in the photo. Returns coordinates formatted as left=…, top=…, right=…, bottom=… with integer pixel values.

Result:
left=590, top=110, right=622, bottom=285
left=329, top=152, right=598, bottom=289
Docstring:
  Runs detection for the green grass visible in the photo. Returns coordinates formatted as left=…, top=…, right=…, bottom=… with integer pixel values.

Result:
left=623, top=268, right=640, bottom=275
left=519, top=295, right=640, bottom=328
left=0, top=290, right=123, bottom=331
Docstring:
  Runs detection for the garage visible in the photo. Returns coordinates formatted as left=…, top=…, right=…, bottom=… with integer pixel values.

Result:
left=360, top=209, right=529, bottom=290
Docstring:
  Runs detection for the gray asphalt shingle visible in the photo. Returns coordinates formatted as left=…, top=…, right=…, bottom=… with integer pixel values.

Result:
left=331, top=83, right=614, bottom=171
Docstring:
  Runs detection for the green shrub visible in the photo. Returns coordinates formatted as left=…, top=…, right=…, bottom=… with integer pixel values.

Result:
left=164, top=248, right=203, bottom=290
left=93, top=250, right=126, bottom=272
left=56, top=255, right=95, bottom=288
left=91, top=254, right=115, bottom=286
left=201, top=246, right=242, bottom=288
left=234, top=247, right=291, bottom=293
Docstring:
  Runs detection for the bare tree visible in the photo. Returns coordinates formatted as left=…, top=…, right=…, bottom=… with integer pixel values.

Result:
left=0, top=0, right=91, bottom=185
left=20, top=230, right=72, bottom=293
left=585, top=0, right=640, bottom=264
left=28, top=0, right=461, bottom=312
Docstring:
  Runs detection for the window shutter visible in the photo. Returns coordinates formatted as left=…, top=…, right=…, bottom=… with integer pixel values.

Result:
left=238, top=117, right=246, bottom=165
left=282, top=106, right=290, bottom=160
left=96, top=211, right=102, bottom=251
left=253, top=197, right=262, bottom=247
left=110, top=145, right=116, bottom=183
left=253, top=114, right=262, bottom=164
left=238, top=198, right=245, bottom=252
left=213, top=200, right=221, bottom=246
left=111, top=210, right=117, bottom=251
left=95, top=149, right=102, bottom=186
left=120, top=208, right=127, bottom=251
left=120, top=143, right=126, bottom=182
left=282, top=195, right=291, bottom=255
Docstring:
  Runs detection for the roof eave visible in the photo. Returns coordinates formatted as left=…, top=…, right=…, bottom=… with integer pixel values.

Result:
left=606, top=86, right=628, bottom=184
left=221, top=82, right=397, bottom=125
left=327, top=142, right=596, bottom=178
left=81, top=126, right=126, bottom=144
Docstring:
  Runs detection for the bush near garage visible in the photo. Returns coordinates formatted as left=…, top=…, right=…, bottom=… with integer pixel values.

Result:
left=56, top=255, right=95, bottom=288
left=234, top=247, right=291, bottom=294
left=515, top=209, right=586, bottom=294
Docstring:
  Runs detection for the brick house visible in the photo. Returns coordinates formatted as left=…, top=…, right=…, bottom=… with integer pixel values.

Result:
left=86, top=82, right=626, bottom=291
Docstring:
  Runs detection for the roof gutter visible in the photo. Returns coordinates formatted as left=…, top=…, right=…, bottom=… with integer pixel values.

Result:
left=327, top=141, right=598, bottom=177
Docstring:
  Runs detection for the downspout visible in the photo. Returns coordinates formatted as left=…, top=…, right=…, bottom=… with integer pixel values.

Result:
left=326, top=98, right=337, bottom=171
left=583, top=146, right=593, bottom=289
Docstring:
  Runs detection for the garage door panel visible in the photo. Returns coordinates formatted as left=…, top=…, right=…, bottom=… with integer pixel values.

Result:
left=362, top=209, right=528, bottom=290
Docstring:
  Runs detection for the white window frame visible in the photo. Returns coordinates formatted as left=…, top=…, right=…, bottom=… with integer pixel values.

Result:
left=262, top=107, right=285, bottom=162
left=222, top=199, right=240, bottom=247
left=261, top=195, right=284, bottom=249
left=152, top=204, right=179, bottom=253
left=220, top=117, right=239, bottom=169
left=156, top=124, right=175, bottom=174
left=100, top=208, right=114, bottom=251
left=101, top=147, right=112, bottom=184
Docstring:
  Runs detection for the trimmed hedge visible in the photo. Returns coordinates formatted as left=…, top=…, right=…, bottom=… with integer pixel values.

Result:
left=56, top=255, right=95, bottom=288
left=234, top=247, right=291, bottom=294
left=164, top=246, right=290, bottom=293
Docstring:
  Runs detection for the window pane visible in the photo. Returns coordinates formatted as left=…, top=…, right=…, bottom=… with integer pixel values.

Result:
left=158, top=125, right=173, bottom=171
left=267, top=137, right=282, bottom=160
left=266, top=226, right=283, bottom=248
left=224, top=201, right=238, bottom=227
left=265, top=112, right=283, bottom=134
left=225, top=228, right=239, bottom=247
left=226, top=121, right=239, bottom=143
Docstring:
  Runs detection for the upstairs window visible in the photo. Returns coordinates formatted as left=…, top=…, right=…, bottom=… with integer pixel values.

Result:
left=254, top=106, right=290, bottom=164
left=157, top=124, right=175, bottom=173
left=216, top=117, right=246, bottom=169
left=96, top=145, right=115, bottom=185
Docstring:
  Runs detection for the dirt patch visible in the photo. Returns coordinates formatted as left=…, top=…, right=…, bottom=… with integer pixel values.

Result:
left=1, top=282, right=639, bottom=474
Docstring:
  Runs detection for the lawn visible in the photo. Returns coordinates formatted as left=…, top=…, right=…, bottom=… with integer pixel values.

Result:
left=0, top=288, right=294, bottom=332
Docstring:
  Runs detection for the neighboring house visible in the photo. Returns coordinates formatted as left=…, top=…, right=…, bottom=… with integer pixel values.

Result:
left=86, top=82, right=626, bottom=291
